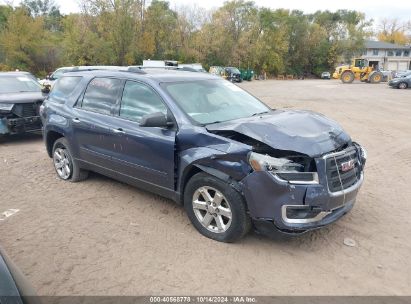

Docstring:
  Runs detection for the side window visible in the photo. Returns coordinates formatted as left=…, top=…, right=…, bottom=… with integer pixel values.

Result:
left=49, top=76, right=82, bottom=104
left=120, top=81, right=167, bottom=122
left=81, top=78, right=122, bottom=115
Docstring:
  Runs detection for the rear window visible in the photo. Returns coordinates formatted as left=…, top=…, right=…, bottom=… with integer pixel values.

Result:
left=49, top=76, right=83, bottom=104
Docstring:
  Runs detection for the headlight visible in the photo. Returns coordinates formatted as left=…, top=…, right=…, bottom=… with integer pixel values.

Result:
left=0, top=103, right=14, bottom=112
left=248, top=152, right=319, bottom=184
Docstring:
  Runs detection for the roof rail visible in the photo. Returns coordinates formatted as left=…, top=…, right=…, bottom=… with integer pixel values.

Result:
left=127, top=67, right=147, bottom=74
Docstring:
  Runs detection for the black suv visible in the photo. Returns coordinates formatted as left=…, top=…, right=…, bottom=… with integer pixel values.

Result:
left=0, top=72, right=48, bottom=136
left=41, top=68, right=366, bottom=242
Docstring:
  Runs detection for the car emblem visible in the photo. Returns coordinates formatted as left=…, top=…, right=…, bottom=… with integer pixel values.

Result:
left=341, top=160, right=356, bottom=172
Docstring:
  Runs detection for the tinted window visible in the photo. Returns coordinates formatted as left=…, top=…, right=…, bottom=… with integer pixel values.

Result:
left=49, top=76, right=82, bottom=104
left=82, top=78, right=122, bottom=115
left=0, top=76, right=41, bottom=93
left=120, top=81, right=167, bottom=122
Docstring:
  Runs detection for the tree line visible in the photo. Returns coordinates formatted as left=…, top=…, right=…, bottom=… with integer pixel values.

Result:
left=0, top=0, right=410, bottom=77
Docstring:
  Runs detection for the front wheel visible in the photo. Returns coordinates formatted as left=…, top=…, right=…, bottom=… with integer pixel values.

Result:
left=184, top=173, right=251, bottom=243
left=398, top=82, right=408, bottom=89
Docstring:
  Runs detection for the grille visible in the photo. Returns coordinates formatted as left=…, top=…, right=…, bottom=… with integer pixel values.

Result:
left=12, top=103, right=38, bottom=118
left=325, top=146, right=362, bottom=193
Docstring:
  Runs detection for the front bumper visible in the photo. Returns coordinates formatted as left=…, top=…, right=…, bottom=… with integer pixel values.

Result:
left=241, top=151, right=364, bottom=236
left=0, top=116, right=42, bottom=135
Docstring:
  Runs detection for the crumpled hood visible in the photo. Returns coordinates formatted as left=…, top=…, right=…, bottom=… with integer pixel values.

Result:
left=206, top=110, right=351, bottom=157
left=0, top=92, right=47, bottom=104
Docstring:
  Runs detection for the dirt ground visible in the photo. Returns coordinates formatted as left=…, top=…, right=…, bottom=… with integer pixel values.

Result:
left=0, top=80, right=410, bottom=296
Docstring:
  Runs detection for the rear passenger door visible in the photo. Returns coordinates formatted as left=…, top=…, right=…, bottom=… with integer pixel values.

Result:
left=71, top=77, right=123, bottom=168
left=110, top=80, right=176, bottom=190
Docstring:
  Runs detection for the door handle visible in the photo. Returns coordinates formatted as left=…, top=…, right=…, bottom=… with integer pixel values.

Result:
left=112, top=128, right=126, bottom=135
left=72, top=118, right=81, bottom=123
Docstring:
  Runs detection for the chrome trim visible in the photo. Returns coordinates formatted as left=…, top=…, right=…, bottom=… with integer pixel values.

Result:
left=281, top=205, right=331, bottom=224
left=322, top=146, right=364, bottom=198
left=329, top=173, right=364, bottom=198
left=271, top=172, right=320, bottom=185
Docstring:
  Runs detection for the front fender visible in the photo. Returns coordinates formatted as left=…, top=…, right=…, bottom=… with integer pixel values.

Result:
left=177, top=146, right=251, bottom=197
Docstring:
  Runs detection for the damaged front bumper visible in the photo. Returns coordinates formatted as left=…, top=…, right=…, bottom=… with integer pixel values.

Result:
left=241, top=151, right=364, bottom=237
left=0, top=116, right=42, bottom=135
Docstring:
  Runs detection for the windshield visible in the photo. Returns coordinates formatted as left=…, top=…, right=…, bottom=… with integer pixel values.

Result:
left=161, top=80, right=270, bottom=125
left=0, top=76, right=42, bottom=93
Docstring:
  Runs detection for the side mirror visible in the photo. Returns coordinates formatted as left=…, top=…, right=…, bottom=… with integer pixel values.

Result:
left=140, top=112, right=174, bottom=128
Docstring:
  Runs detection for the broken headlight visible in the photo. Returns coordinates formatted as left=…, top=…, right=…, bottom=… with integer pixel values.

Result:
left=248, top=152, right=319, bottom=184
left=0, top=103, right=14, bottom=112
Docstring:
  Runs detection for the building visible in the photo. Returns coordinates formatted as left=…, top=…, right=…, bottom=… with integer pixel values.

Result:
left=362, top=40, right=411, bottom=71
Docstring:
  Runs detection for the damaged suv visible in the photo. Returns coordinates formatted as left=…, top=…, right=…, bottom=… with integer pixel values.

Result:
left=41, top=69, right=366, bottom=242
left=0, top=72, right=48, bottom=136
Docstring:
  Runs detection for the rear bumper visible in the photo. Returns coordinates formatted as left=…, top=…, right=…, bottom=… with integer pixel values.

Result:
left=0, top=116, right=42, bottom=135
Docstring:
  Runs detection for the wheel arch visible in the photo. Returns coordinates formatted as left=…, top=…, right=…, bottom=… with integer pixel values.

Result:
left=46, top=130, right=65, bottom=157
left=178, top=164, right=243, bottom=205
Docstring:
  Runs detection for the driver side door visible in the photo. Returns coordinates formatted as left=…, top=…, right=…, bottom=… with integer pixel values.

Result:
left=110, top=80, right=177, bottom=191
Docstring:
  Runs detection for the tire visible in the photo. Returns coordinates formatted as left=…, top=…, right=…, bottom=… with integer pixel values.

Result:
left=52, top=137, right=88, bottom=182
left=184, top=172, right=251, bottom=243
left=369, top=72, right=383, bottom=84
left=398, top=82, right=408, bottom=89
left=341, top=71, right=354, bottom=84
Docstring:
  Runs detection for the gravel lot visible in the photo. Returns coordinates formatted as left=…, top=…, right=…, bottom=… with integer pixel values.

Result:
left=0, top=80, right=410, bottom=296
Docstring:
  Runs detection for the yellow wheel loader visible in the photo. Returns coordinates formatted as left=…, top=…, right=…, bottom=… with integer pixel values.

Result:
left=333, top=58, right=383, bottom=84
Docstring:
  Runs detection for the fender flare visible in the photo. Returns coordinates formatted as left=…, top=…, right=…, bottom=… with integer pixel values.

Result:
left=192, top=164, right=243, bottom=194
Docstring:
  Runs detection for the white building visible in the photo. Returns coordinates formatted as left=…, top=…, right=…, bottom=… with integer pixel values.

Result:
left=362, top=40, right=411, bottom=71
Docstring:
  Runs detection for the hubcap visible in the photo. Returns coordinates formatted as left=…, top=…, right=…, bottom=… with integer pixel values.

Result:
left=53, top=148, right=72, bottom=180
left=192, top=186, right=233, bottom=233
left=399, top=83, right=406, bottom=89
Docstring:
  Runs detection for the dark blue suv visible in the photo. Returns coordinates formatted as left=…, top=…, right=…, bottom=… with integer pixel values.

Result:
left=41, top=69, right=366, bottom=242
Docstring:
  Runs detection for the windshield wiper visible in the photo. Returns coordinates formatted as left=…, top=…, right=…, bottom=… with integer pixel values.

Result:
left=252, top=111, right=271, bottom=117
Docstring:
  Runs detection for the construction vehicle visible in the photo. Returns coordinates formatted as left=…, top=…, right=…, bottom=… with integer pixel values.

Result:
left=333, top=58, right=383, bottom=84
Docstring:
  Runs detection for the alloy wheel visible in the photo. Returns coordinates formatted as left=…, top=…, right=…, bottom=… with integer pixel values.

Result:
left=53, top=148, right=72, bottom=180
left=192, top=186, right=233, bottom=233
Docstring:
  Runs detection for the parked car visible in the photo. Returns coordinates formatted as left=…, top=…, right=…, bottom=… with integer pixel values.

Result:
left=39, top=66, right=126, bottom=88
left=321, top=72, right=331, bottom=79
left=224, top=67, right=242, bottom=83
left=0, top=72, right=49, bottom=136
left=178, top=63, right=206, bottom=73
left=393, top=70, right=411, bottom=79
left=388, top=71, right=411, bottom=89
left=0, top=247, right=37, bottom=301
left=209, top=66, right=242, bottom=82
left=41, top=69, right=366, bottom=242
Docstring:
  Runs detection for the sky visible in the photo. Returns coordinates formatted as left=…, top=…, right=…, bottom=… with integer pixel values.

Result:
left=3, top=0, right=411, bottom=22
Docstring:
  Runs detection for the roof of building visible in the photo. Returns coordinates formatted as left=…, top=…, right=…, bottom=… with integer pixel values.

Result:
left=365, top=40, right=410, bottom=50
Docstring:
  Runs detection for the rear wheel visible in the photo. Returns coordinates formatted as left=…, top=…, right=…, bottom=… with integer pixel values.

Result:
left=369, top=72, right=383, bottom=84
left=184, top=173, right=251, bottom=243
left=398, top=82, right=408, bottom=89
left=341, top=71, right=355, bottom=84
left=52, top=138, right=88, bottom=182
